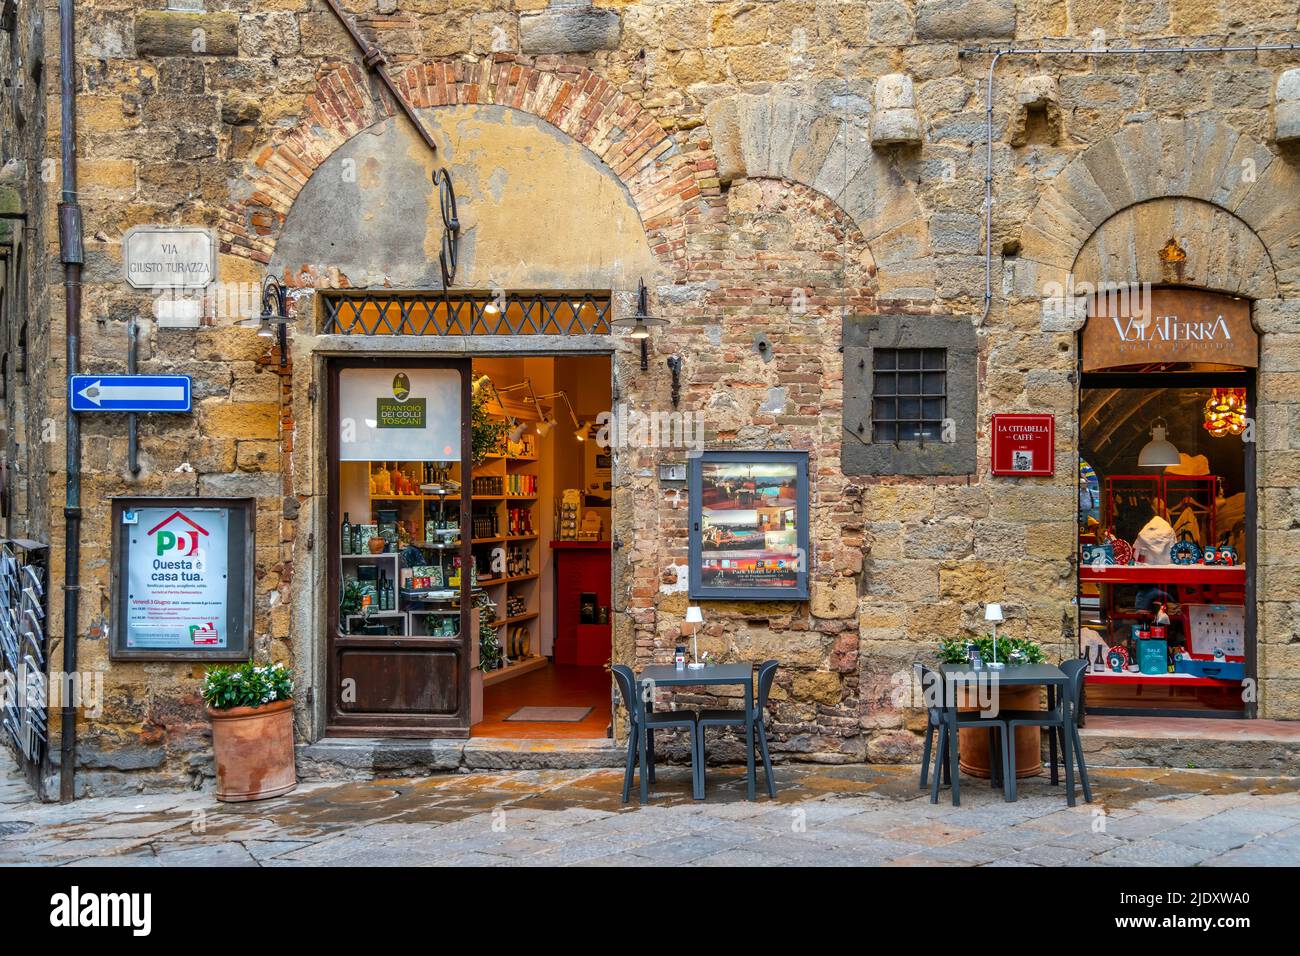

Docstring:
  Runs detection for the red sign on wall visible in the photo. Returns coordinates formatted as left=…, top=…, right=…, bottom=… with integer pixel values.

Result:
left=991, top=414, right=1055, bottom=476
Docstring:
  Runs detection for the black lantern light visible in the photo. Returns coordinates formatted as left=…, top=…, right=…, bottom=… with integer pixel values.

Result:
left=257, top=274, right=291, bottom=367
left=612, top=278, right=667, bottom=370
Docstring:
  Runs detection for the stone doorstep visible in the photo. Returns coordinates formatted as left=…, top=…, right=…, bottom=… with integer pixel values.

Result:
left=295, top=737, right=624, bottom=781
left=1078, top=717, right=1300, bottom=771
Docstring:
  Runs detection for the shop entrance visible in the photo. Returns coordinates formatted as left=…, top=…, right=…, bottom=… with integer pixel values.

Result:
left=326, top=352, right=613, bottom=739
left=1076, top=288, right=1257, bottom=718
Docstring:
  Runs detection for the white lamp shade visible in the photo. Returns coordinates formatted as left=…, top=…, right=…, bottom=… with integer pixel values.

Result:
left=984, top=603, right=1004, bottom=622
left=1138, top=423, right=1181, bottom=468
left=684, top=606, right=704, bottom=624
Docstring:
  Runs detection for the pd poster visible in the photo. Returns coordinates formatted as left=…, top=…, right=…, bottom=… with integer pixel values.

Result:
left=338, top=367, right=461, bottom=461
left=125, top=507, right=230, bottom=650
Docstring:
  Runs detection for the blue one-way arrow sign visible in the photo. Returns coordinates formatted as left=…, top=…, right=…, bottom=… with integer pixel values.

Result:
left=69, top=374, right=192, bottom=413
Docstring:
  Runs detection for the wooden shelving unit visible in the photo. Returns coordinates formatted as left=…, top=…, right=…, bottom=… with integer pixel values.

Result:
left=472, top=431, right=542, bottom=683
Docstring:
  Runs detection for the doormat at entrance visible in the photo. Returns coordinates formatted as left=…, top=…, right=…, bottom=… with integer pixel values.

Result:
left=505, top=706, right=593, bottom=723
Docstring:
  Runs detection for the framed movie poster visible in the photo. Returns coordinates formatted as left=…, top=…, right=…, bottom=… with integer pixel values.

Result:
left=110, top=497, right=255, bottom=661
left=689, top=450, right=810, bottom=601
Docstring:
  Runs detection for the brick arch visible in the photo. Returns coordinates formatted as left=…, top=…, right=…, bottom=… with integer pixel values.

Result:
left=218, top=58, right=703, bottom=270
left=1020, top=115, right=1300, bottom=315
left=704, top=93, right=933, bottom=299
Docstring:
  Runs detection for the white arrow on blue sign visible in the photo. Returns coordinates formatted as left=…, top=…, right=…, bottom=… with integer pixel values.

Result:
left=68, top=374, right=193, bottom=413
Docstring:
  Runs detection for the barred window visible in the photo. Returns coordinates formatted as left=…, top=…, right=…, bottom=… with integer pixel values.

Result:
left=872, top=348, right=947, bottom=442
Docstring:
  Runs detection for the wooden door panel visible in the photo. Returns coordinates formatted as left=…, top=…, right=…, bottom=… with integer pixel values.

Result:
left=338, top=649, right=461, bottom=715
left=326, top=357, right=473, bottom=735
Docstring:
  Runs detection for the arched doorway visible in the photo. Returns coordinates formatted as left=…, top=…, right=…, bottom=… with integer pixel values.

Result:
left=1076, top=286, right=1257, bottom=717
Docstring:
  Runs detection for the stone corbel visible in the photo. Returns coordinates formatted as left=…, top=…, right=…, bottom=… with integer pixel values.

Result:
left=1010, top=74, right=1061, bottom=146
left=1274, top=68, right=1300, bottom=146
left=870, top=74, right=921, bottom=148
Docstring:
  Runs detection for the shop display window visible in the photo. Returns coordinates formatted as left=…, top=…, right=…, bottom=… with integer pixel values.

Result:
left=1078, top=381, right=1252, bottom=716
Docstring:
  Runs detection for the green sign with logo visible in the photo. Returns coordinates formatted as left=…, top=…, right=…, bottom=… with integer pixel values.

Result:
left=376, top=396, right=427, bottom=428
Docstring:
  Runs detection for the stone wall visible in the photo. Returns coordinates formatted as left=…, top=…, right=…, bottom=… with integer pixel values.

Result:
left=15, top=0, right=1300, bottom=792
left=1, top=0, right=51, bottom=548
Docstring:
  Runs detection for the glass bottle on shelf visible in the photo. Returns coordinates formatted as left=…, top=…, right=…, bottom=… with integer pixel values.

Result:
left=341, top=512, right=352, bottom=555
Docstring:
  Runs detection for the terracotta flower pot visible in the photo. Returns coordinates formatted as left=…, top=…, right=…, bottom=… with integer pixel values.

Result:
left=956, top=684, right=1044, bottom=779
left=207, top=698, right=297, bottom=802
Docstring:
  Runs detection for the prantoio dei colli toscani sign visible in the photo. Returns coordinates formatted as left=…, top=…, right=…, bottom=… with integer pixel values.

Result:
left=1082, top=287, right=1257, bottom=371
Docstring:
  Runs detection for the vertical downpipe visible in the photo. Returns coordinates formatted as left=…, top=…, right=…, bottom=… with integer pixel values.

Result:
left=58, top=0, right=83, bottom=803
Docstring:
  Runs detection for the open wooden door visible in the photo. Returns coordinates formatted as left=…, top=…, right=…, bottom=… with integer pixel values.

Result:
left=326, top=357, right=475, bottom=736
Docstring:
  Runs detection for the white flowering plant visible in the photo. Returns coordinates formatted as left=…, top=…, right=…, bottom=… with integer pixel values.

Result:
left=201, top=661, right=294, bottom=710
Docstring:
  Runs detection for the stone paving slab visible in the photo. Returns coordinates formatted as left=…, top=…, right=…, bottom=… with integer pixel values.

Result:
left=1, top=750, right=1296, bottom=867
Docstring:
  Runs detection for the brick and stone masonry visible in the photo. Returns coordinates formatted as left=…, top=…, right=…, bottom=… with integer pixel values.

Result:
left=5, top=0, right=1300, bottom=792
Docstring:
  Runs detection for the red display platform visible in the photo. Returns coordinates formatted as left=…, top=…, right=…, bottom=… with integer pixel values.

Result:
left=1078, top=566, right=1246, bottom=586
left=1086, top=672, right=1239, bottom=688
left=551, top=541, right=611, bottom=667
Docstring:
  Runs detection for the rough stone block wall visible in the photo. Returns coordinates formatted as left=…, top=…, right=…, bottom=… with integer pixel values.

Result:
left=10, top=0, right=1300, bottom=791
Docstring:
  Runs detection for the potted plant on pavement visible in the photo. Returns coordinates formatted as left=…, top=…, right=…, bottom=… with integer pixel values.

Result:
left=936, top=634, right=1048, bottom=780
left=201, top=661, right=297, bottom=802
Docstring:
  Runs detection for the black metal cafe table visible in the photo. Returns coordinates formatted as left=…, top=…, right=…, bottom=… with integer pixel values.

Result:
left=936, top=662, right=1075, bottom=807
left=637, top=663, right=757, bottom=801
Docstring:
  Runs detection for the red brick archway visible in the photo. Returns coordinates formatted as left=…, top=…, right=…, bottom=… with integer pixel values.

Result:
left=218, top=56, right=710, bottom=272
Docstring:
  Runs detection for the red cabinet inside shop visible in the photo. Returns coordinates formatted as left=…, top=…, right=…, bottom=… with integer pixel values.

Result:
left=550, top=541, right=611, bottom=667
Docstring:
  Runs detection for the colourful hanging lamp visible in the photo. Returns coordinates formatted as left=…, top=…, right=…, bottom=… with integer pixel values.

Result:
left=1203, top=388, right=1247, bottom=437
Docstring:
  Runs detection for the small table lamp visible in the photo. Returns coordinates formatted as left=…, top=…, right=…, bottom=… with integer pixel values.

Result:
left=685, top=606, right=705, bottom=669
left=985, top=602, right=1005, bottom=670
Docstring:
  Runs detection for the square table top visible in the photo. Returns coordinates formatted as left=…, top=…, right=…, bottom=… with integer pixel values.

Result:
left=637, top=663, right=755, bottom=687
left=937, top=662, right=1068, bottom=686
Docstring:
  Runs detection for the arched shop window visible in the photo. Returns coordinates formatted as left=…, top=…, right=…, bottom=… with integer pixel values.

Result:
left=1077, top=287, right=1256, bottom=718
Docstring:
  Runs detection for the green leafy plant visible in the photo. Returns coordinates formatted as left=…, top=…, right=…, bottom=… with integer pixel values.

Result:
left=340, top=580, right=363, bottom=616
left=200, top=661, right=294, bottom=710
left=471, top=384, right=509, bottom=464
left=937, top=634, right=1046, bottom=666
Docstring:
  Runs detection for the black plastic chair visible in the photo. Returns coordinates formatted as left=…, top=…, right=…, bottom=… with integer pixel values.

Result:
left=915, top=662, right=1013, bottom=804
left=611, top=664, right=702, bottom=803
left=697, top=659, right=780, bottom=798
left=1002, top=658, right=1092, bottom=803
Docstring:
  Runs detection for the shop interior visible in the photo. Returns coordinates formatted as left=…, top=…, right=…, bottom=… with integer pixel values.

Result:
left=1078, top=372, right=1251, bottom=716
left=336, top=355, right=613, bottom=738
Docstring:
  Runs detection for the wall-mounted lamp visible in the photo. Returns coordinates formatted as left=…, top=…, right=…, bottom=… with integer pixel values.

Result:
left=256, top=275, right=290, bottom=368
left=612, top=278, right=667, bottom=371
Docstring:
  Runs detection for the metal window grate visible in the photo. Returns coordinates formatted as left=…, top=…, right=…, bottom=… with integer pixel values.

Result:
left=872, top=347, right=947, bottom=442
left=320, top=292, right=612, bottom=336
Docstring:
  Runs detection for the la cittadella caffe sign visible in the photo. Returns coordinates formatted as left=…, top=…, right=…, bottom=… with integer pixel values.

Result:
left=991, top=414, right=1055, bottom=476
left=1082, top=287, right=1257, bottom=372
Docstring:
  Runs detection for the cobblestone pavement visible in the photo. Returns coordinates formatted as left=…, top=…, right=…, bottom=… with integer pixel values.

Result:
left=2, top=752, right=1298, bottom=866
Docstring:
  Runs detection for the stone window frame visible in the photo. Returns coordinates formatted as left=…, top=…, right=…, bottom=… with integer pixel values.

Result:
left=843, top=314, right=977, bottom=476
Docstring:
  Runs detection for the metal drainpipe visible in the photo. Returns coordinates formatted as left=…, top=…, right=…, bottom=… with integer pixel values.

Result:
left=967, top=42, right=1300, bottom=328
left=58, top=0, right=84, bottom=803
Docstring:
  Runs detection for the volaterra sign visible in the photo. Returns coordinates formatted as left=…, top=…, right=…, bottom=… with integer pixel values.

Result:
left=123, top=226, right=216, bottom=290
left=1083, top=288, right=1256, bottom=372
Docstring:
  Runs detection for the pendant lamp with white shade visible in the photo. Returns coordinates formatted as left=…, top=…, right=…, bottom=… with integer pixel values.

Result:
left=1138, top=417, right=1181, bottom=468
